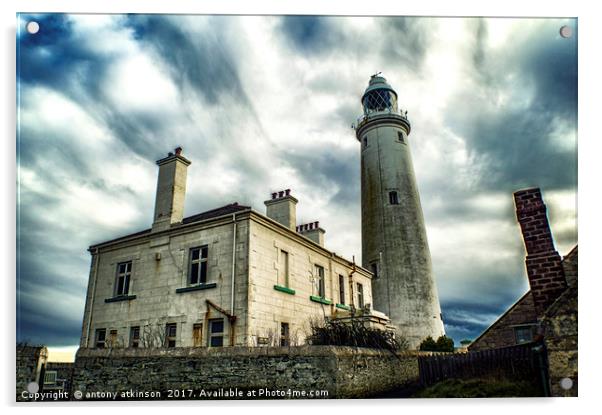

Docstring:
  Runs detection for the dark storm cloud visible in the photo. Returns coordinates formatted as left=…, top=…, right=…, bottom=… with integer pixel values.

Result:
left=449, top=19, right=577, bottom=192
left=379, top=17, right=431, bottom=70
left=442, top=300, right=512, bottom=343
left=278, top=16, right=346, bottom=55
left=284, top=147, right=360, bottom=207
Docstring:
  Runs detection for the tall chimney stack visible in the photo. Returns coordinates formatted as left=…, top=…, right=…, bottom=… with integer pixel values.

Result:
left=514, top=187, right=567, bottom=313
left=152, top=147, right=191, bottom=233
left=264, top=189, right=297, bottom=231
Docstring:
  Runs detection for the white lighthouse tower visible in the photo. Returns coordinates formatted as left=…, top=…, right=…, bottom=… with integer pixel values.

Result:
left=354, top=74, right=445, bottom=348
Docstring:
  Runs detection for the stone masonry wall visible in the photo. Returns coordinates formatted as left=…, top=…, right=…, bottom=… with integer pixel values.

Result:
left=543, top=285, right=578, bottom=397
left=71, top=346, right=419, bottom=400
left=16, top=345, right=47, bottom=401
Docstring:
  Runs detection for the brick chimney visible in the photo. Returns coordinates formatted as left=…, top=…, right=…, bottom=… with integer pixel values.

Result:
left=297, top=221, right=325, bottom=247
left=514, top=188, right=567, bottom=314
left=152, top=147, right=191, bottom=233
left=264, top=189, right=298, bottom=231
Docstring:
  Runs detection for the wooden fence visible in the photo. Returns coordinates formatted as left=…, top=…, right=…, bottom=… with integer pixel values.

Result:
left=418, top=342, right=549, bottom=391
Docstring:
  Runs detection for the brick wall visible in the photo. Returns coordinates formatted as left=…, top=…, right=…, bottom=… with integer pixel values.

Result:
left=514, top=188, right=567, bottom=313
left=70, top=346, right=419, bottom=399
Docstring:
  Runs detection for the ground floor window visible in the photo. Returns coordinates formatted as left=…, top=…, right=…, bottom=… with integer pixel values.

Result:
left=165, top=323, right=177, bottom=348
left=280, top=322, right=290, bottom=346
left=193, top=323, right=203, bottom=347
left=209, top=319, right=224, bottom=347
left=129, top=326, right=140, bottom=348
left=514, top=325, right=534, bottom=344
left=95, top=328, right=106, bottom=348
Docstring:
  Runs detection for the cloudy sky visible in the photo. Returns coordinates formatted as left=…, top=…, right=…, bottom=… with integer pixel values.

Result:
left=16, top=14, right=577, bottom=353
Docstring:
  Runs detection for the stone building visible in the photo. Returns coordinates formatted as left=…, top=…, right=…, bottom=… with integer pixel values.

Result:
left=79, top=148, right=379, bottom=350
left=354, top=75, right=445, bottom=348
left=468, top=187, right=577, bottom=396
left=16, top=344, right=47, bottom=400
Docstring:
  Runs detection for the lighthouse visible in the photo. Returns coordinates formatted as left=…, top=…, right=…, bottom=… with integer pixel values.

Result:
left=354, top=74, right=445, bottom=348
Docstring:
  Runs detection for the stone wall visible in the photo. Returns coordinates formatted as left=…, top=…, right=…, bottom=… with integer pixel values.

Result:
left=71, top=346, right=419, bottom=399
left=16, top=345, right=47, bottom=400
left=542, top=285, right=578, bottom=397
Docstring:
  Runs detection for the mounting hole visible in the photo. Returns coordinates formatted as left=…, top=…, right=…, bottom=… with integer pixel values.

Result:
left=560, top=377, right=573, bottom=390
left=559, top=25, right=572, bottom=38
left=27, top=382, right=39, bottom=393
left=26, top=21, right=40, bottom=34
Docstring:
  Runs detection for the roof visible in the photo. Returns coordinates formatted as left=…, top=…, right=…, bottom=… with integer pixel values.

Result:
left=89, top=203, right=250, bottom=249
left=468, top=291, right=534, bottom=349
left=182, top=203, right=250, bottom=224
left=468, top=244, right=578, bottom=349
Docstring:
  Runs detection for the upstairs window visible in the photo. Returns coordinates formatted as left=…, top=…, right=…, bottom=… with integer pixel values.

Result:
left=338, top=274, right=345, bottom=305
left=389, top=191, right=399, bottom=205
left=363, top=136, right=368, bottom=148
left=279, top=250, right=290, bottom=287
left=357, top=283, right=365, bottom=309
left=115, top=262, right=132, bottom=296
left=315, top=265, right=325, bottom=298
left=165, top=323, right=177, bottom=348
left=95, top=328, right=106, bottom=348
left=189, top=246, right=208, bottom=285
left=398, top=131, right=405, bottom=143
left=129, top=326, right=140, bottom=348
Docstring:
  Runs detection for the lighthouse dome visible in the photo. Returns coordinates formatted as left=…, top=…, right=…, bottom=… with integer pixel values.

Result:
left=361, top=75, right=399, bottom=115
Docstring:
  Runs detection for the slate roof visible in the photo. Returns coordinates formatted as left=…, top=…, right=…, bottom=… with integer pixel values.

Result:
left=89, top=203, right=250, bottom=249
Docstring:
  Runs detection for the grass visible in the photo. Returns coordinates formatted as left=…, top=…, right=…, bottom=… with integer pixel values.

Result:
left=412, top=377, right=544, bottom=398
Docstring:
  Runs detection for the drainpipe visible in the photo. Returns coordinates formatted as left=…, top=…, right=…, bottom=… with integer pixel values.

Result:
left=85, top=250, right=100, bottom=348
left=230, top=213, right=237, bottom=345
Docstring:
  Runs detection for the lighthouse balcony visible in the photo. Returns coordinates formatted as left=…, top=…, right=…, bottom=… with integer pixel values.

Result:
left=353, top=109, right=410, bottom=136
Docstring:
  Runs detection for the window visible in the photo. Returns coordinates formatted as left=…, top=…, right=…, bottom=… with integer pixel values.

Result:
left=280, top=323, right=290, bottom=346
left=315, top=265, right=325, bottom=297
left=397, top=131, right=405, bottom=143
left=188, top=246, right=208, bottom=285
left=338, top=274, right=345, bottom=305
left=279, top=250, right=289, bottom=287
left=389, top=191, right=399, bottom=205
left=370, top=262, right=379, bottom=279
left=95, top=328, right=106, bottom=348
left=129, top=326, right=140, bottom=348
left=514, top=326, right=534, bottom=344
left=44, top=371, right=57, bottom=385
left=109, top=329, right=118, bottom=347
left=357, top=283, right=365, bottom=309
left=193, top=323, right=203, bottom=347
left=209, top=319, right=224, bottom=347
left=115, top=261, right=132, bottom=296
left=165, top=323, right=177, bottom=348
left=363, top=136, right=368, bottom=148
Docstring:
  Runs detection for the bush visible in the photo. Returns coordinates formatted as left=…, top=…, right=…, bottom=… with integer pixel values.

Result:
left=419, top=335, right=454, bottom=352
left=307, top=317, right=408, bottom=353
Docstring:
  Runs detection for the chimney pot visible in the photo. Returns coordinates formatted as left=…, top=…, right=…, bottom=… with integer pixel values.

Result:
left=315, top=221, right=319, bottom=228
left=271, top=192, right=277, bottom=200
left=175, top=146, right=183, bottom=155
left=168, top=152, right=174, bottom=157
left=279, top=191, right=284, bottom=198
left=285, top=189, right=291, bottom=196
